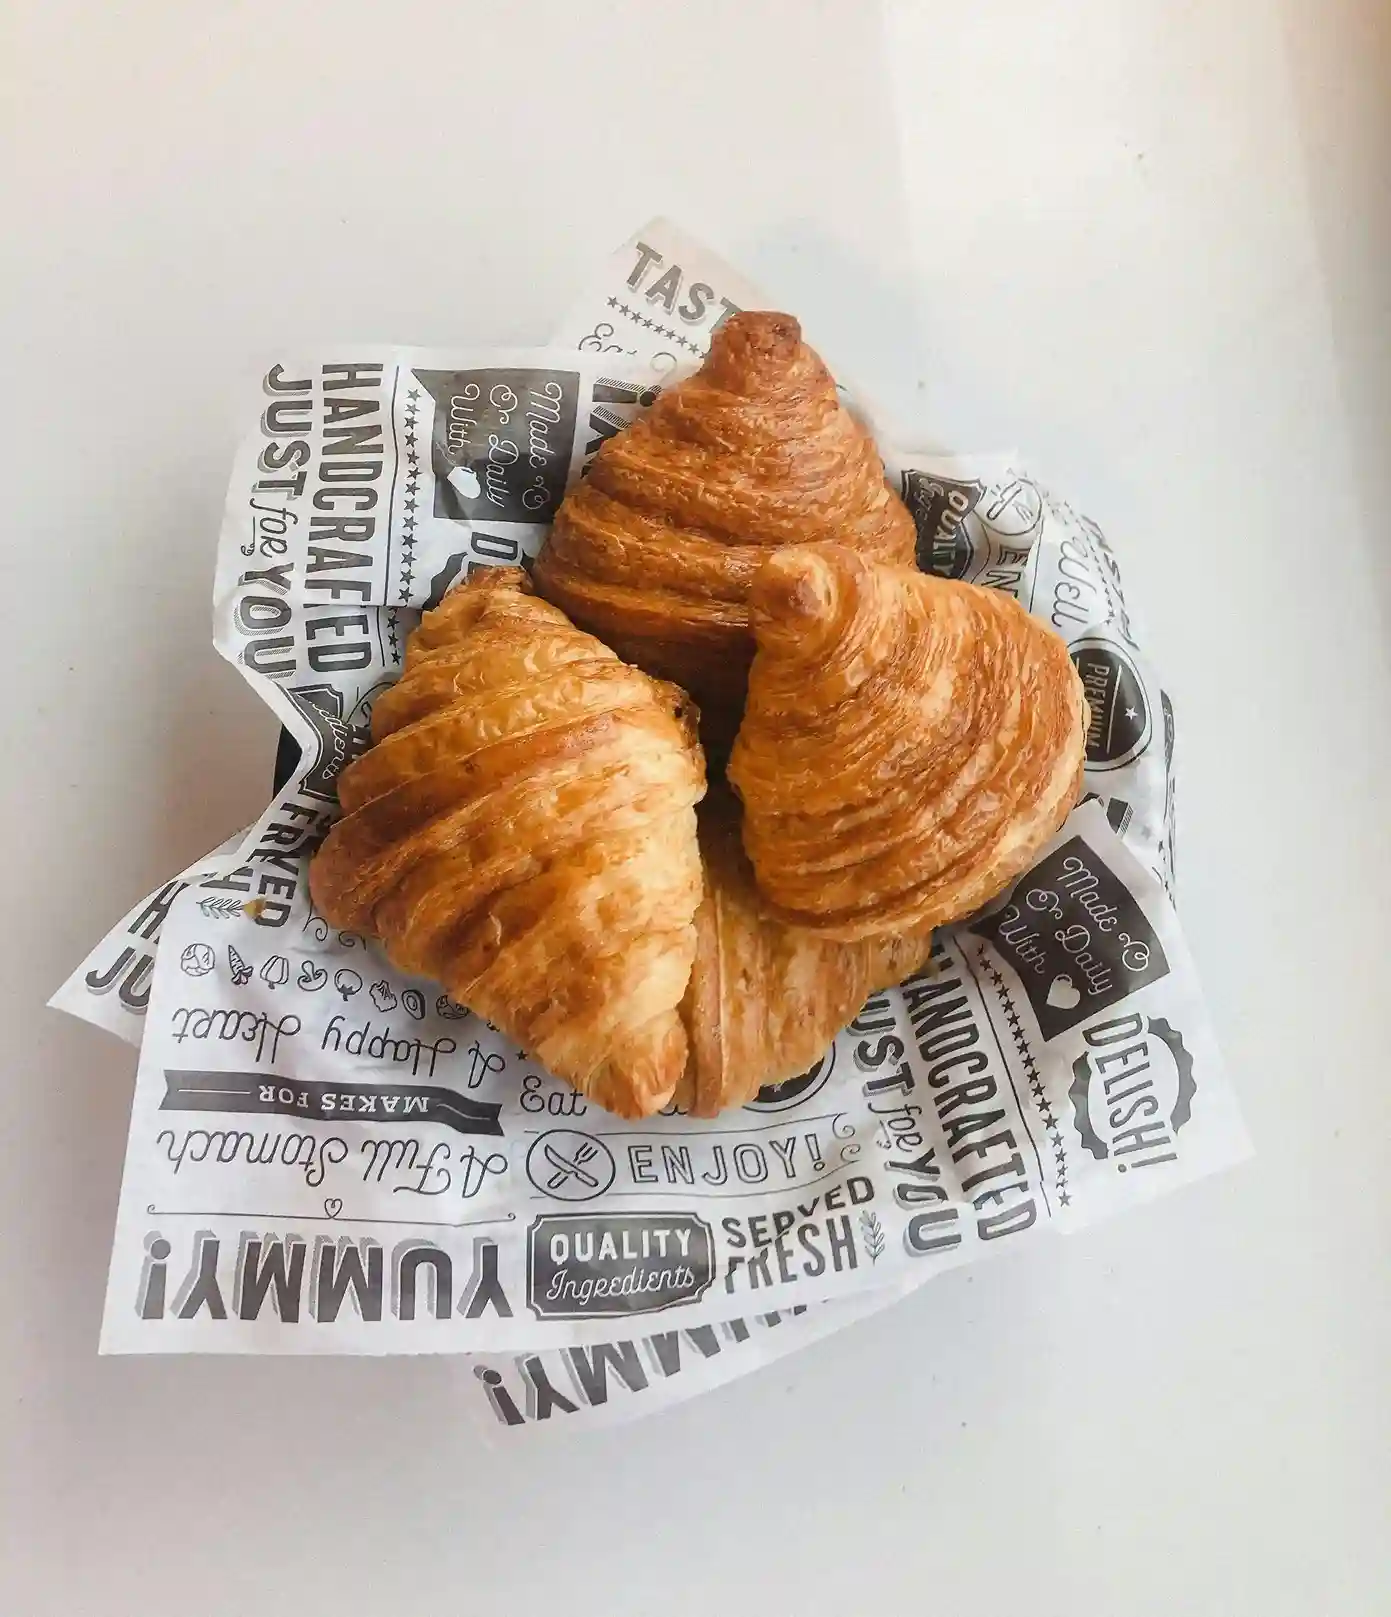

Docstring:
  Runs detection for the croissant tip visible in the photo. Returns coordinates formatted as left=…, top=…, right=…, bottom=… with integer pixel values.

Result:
left=444, top=564, right=532, bottom=600
left=703, top=311, right=807, bottom=390
left=749, top=544, right=847, bottom=635
left=713, top=309, right=802, bottom=349
left=763, top=565, right=824, bottom=625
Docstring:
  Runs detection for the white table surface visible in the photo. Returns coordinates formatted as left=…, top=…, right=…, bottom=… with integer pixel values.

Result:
left=4, top=2, right=1388, bottom=1612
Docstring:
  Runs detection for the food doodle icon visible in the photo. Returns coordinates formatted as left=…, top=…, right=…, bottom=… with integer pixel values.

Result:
left=980, top=474, right=1043, bottom=539
left=400, top=988, right=426, bottom=1021
left=179, top=943, right=215, bottom=978
left=435, top=994, right=469, bottom=1020
left=369, top=979, right=398, bottom=1013
left=859, top=1209, right=886, bottom=1263
left=298, top=962, right=328, bottom=992
left=546, top=1138, right=600, bottom=1191
left=333, top=968, right=363, bottom=1001
left=197, top=895, right=245, bottom=921
left=259, top=955, right=290, bottom=991
left=524, top=1129, right=617, bottom=1202
left=226, top=945, right=253, bottom=987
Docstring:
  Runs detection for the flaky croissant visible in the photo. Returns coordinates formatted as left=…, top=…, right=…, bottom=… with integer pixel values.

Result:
left=533, top=311, right=916, bottom=754
left=674, top=788, right=933, bottom=1117
left=308, top=567, right=706, bottom=1118
left=729, top=545, right=1088, bottom=941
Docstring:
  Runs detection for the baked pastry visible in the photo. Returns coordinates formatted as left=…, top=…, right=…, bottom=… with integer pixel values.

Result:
left=308, top=567, right=706, bottom=1119
left=674, top=788, right=933, bottom=1116
left=532, top=311, right=916, bottom=755
left=728, top=544, right=1088, bottom=941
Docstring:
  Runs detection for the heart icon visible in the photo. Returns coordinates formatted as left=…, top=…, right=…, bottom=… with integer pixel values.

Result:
left=323, top=1198, right=343, bottom=1218
left=299, top=963, right=328, bottom=992
left=1047, top=973, right=1081, bottom=1011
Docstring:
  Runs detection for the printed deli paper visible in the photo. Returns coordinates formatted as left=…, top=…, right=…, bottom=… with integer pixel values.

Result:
left=53, top=221, right=1249, bottom=1430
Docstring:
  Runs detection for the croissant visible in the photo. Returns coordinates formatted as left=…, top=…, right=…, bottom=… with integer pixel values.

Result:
left=532, top=311, right=916, bottom=755
left=674, top=788, right=933, bottom=1117
left=728, top=545, right=1088, bottom=941
left=308, top=567, right=706, bottom=1119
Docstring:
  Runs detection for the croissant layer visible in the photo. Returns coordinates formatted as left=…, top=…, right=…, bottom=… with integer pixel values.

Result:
left=728, top=545, right=1088, bottom=941
left=533, top=311, right=916, bottom=752
left=674, top=789, right=933, bottom=1117
left=309, top=567, right=706, bottom=1119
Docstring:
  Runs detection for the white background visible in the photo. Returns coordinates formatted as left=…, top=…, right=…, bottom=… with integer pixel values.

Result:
left=4, top=0, right=1388, bottom=1612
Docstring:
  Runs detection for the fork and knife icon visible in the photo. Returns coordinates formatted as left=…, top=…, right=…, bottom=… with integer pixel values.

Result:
left=543, top=1138, right=602, bottom=1192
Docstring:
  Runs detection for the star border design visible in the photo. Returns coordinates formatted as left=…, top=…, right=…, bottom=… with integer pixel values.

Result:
left=975, top=941, right=1071, bottom=1209
left=609, top=299, right=706, bottom=355
left=398, top=386, right=423, bottom=604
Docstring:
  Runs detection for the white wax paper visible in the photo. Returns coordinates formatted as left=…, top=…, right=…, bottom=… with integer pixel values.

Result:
left=52, top=221, right=1249, bottom=1433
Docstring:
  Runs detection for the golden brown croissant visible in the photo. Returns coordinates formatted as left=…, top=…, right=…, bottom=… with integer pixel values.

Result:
left=532, top=311, right=916, bottom=755
left=728, top=545, right=1088, bottom=942
left=674, top=788, right=933, bottom=1117
left=308, top=567, right=706, bottom=1119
